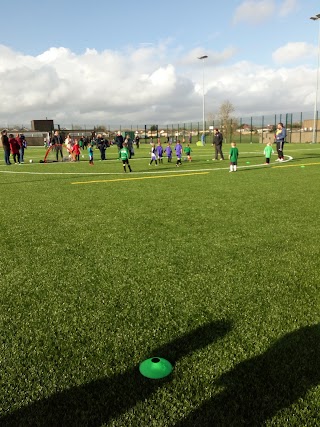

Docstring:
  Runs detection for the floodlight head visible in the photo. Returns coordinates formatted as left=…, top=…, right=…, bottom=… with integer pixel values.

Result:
left=198, top=55, right=208, bottom=60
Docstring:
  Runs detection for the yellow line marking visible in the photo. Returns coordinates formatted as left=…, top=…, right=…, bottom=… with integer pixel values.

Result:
left=71, top=172, right=209, bottom=185
left=271, top=162, right=320, bottom=169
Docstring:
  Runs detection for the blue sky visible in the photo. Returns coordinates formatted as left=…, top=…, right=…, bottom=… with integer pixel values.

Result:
left=1, top=0, right=320, bottom=125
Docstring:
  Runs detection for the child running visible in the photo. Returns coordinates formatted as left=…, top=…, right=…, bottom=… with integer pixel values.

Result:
left=119, top=141, right=132, bottom=172
left=229, top=142, right=239, bottom=172
left=264, top=142, right=274, bottom=165
left=183, top=143, right=192, bottom=162
left=149, top=143, right=158, bottom=166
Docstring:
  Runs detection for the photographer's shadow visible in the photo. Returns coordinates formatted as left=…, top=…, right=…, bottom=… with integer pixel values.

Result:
left=1, top=319, right=232, bottom=426
left=177, top=323, right=320, bottom=426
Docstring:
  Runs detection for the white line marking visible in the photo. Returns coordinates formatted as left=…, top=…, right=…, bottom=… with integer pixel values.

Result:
left=0, top=156, right=294, bottom=176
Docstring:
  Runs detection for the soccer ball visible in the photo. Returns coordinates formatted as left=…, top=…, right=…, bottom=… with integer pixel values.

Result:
left=82, top=155, right=84, bottom=158
left=29, top=159, right=33, bottom=163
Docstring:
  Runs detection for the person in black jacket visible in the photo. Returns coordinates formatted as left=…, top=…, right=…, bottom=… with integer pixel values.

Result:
left=96, top=134, right=107, bottom=160
left=124, top=134, right=134, bottom=158
left=115, top=132, right=124, bottom=152
left=51, top=130, right=64, bottom=161
left=212, top=128, right=224, bottom=160
left=1, top=130, right=11, bottom=165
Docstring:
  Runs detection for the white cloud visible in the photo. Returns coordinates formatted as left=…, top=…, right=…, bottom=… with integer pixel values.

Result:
left=0, top=43, right=317, bottom=126
left=279, top=0, right=299, bottom=16
left=233, top=0, right=299, bottom=24
left=233, top=0, right=275, bottom=24
left=204, top=61, right=315, bottom=116
left=272, top=42, right=316, bottom=64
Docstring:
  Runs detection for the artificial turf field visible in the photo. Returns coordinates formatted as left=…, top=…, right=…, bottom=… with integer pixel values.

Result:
left=0, top=142, right=320, bottom=427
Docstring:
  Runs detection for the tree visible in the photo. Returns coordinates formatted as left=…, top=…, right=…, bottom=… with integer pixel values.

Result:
left=217, top=100, right=236, bottom=143
left=96, top=125, right=107, bottom=132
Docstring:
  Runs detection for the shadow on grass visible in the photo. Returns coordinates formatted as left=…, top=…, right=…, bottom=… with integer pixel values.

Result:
left=1, top=319, right=232, bottom=427
left=177, top=323, right=320, bottom=427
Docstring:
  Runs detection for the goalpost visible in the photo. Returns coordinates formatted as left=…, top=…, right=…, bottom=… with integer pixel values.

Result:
left=43, top=144, right=73, bottom=163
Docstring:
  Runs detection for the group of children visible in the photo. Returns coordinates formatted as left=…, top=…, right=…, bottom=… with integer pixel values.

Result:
left=85, top=139, right=276, bottom=173
left=149, top=140, right=192, bottom=167
left=115, top=140, right=193, bottom=173
left=64, top=134, right=82, bottom=162
left=222, top=141, right=275, bottom=172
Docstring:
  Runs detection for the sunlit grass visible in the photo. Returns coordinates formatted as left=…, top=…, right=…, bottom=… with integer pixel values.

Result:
left=0, top=143, right=320, bottom=426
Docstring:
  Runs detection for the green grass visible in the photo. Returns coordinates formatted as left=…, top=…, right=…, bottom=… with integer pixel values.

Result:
left=0, top=143, right=320, bottom=426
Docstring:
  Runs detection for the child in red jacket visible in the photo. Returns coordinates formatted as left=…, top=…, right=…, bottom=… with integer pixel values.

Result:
left=9, top=134, right=20, bottom=164
left=72, top=140, right=81, bottom=161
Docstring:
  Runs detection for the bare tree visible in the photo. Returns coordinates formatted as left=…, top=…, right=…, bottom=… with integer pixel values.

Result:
left=206, top=112, right=215, bottom=123
left=218, top=100, right=236, bottom=143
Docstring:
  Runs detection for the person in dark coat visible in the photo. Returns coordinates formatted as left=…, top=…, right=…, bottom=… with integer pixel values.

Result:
left=51, top=130, right=64, bottom=161
left=115, top=132, right=124, bottom=152
left=1, top=130, right=11, bottom=165
left=18, top=134, right=27, bottom=163
left=134, top=135, right=140, bottom=149
left=96, top=134, right=107, bottom=160
left=124, top=135, right=134, bottom=159
left=212, top=128, right=224, bottom=160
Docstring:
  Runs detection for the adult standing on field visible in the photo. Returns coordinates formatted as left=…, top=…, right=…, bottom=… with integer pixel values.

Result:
left=212, top=128, right=224, bottom=160
left=275, top=122, right=286, bottom=162
left=51, top=130, right=64, bottom=161
left=115, top=132, right=124, bottom=152
left=1, top=130, right=11, bottom=165
left=125, top=134, right=134, bottom=159
left=96, top=134, right=107, bottom=160
left=134, top=134, right=140, bottom=149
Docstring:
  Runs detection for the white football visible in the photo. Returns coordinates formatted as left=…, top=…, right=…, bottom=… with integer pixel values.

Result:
left=29, top=159, right=33, bottom=163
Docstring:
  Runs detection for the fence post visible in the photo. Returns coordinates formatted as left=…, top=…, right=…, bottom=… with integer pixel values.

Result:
left=300, top=112, right=302, bottom=143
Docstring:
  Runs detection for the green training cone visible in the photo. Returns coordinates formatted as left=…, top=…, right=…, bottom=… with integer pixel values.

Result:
left=301, top=165, right=306, bottom=168
left=246, top=161, right=250, bottom=164
left=139, top=357, right=173, bottom=379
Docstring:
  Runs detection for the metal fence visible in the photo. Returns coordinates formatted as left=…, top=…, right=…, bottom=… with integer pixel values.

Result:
left=1, top=110, right=320, bottom=143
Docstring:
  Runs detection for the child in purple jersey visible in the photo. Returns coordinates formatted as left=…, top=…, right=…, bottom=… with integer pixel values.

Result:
left=175, top=140, right=182, bottom=167
left=149, top=143, right=158, bottom=166
left=156, top=141, right=163, bottom=163
left=165, top=143, right=172, bottom=162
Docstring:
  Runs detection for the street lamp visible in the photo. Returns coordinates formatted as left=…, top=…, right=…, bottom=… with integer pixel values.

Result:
left=310, top=13, right=320, bottom=143
left=198, top=55, right=208, bottom=144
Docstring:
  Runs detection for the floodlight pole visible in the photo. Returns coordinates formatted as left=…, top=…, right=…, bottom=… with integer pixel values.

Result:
left=310, top=14, right=320, bottom=143
left=198, top=55, right=208, bottom=143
